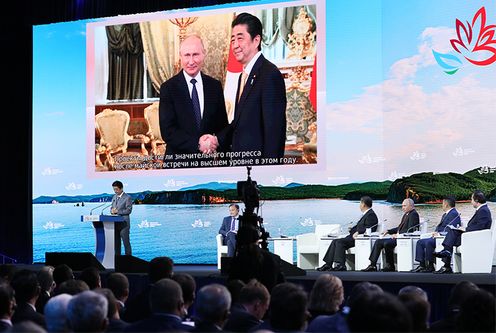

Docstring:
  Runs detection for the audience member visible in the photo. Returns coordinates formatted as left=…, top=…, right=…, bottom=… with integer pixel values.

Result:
left=307, top=274, right=344, bottom=323
left=228, top=225, right=284, bottom=292
left=93, top=288, right=129, bottom=333
left=78, top=266, right=102, bottom=290
left=124, top=278, right=191, bottom=332
left=265, top=282, right=308, bottom=332
left=0, top=283, right=15, bottom=332
left=429, top=280, right=479, bottom=332
left=10, top=269, right=46, bottom=328
left=44, top=293, right=73, bottom=333
left=455, top=288, right=495, bottom=332
left=10, top=320, right=47, bottom=333
left=52, top=265, right=74, bottom=296
left=124, top=256, right=174, bottom=323
left=224, top=279, right=269, bottom=332
left=54, top=279, right=89, bottom=296
left=192, top=283, right=231, bottom=332
left=308, top=281, right=383, bottom=333
left=226, top=279, right=246, bottom=309
left=171, top=273, right=196, bottom=323
left=66, top=290, right=108, bottom=333
left=398, top=285, right=428, bottom=301
left=36, top=265, right=55, bottom=314
left=105, top=273, right=129, bottom=319
left=347, top=291, right=412, bottom=332
left=0, top=265, right=17, bottom=284
left=398, top=292, right=431, bottom=332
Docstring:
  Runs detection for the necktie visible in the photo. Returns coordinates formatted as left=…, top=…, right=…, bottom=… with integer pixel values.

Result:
left=190, top=78, right=201, bottom=129
left=230, top=217, right=235, bottom=231
left=237, top=70, right=248, bottom=103
left=398, top=213, right=408, bottom=232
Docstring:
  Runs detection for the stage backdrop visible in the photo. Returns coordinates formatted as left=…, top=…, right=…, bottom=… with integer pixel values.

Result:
left=32, top=0, right=496, bottom=264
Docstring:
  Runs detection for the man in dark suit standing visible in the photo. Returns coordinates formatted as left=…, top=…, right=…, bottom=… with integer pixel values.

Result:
left=159, top=34, right=228, bottom=165
left=317, top=196, right=378, bottom=271
left=221, top=13, right=287, bottom=161
left=218, top=204, right=240, bottom=257
left=111, top=180, right=133, bottom=255
left=433, top=190, right=493, bottom=274
left=411, top=196, right=461, bottom=273
left=362, top=198, right=420, bottom=272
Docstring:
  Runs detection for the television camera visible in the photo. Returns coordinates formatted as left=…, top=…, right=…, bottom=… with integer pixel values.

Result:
left=236, top=166, right=269, bottom=250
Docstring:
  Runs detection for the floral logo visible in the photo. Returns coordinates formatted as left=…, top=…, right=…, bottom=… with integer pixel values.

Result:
left=433, top=7, right=496, bottom=74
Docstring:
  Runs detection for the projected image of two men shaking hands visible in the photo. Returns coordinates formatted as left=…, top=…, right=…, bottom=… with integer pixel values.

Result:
left=159, top=13, right=287, bottom=169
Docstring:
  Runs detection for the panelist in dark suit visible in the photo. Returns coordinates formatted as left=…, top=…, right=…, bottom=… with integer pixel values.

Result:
left=317, top=196, right=378, bottom=271
left=411, top=196, right=461, bottom=273
left=220, top=13, right=286, bottom=160
left=159, top=34, right=228, bottom=164
left=362, top=198, right=420, bottom=272
left=433, top=190, right=493, bottom=274
left=218, top=204, right=240, bottom=257
left=111, top=180, right=133, bottom=255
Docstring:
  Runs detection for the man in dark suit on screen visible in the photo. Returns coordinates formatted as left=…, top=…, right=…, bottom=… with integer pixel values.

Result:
left=317, top=196, right=379, bottom=271
left=433, top=190, right=493, bottom=274
left=220, top=13, right=287, bottom=161
left=159, top=34, right=228, bottom=164
left=362, top=198, right=420, bottom=272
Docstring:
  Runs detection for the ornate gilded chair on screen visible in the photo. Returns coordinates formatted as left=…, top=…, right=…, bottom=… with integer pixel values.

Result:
left=144, top=102, right=166, bottom=157
left=95, top=108, right=132, bottom=170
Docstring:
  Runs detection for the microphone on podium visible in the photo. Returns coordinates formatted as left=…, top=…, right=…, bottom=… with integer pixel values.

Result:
left=89, top=203, right=107, bottom=215
left=101, top=204, right=113, bottom=215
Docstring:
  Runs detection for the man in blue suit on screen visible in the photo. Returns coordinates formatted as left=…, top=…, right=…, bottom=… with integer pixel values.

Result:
left=111, top=180, right=133, bottom=256
left=220, top=13, right=287, bottom=161
left=433, top=190, right=493, bottom=274
left=218, top=204, right=240, bottom=257
left=411, top=196, right=461, bottom=273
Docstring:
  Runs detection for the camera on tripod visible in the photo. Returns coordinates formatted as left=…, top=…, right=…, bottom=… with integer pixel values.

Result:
left=236, top=166, right=269, bottom=249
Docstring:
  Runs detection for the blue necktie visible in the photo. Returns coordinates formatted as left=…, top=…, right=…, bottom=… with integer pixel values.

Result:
left=230, top=217, right=235, bottom=231
left=190, top=78, right=201, bottom=130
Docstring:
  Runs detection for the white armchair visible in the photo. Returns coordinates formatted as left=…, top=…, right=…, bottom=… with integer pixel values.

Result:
left=435, top=219, right=496, bottom=273
left=216, top=234, right=228, bottom=270
left=296, top=224, right=341, bottom=269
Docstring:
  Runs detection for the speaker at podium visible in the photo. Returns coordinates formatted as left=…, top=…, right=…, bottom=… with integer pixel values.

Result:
left=81, top=213, right=125, bottom=269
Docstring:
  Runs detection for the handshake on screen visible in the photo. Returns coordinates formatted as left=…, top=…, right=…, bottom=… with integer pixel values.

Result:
left=198, top=134, right=219, bottom=154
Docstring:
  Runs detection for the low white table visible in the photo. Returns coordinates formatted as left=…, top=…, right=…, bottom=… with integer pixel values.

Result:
left=269, top=237, right=295, bottom=264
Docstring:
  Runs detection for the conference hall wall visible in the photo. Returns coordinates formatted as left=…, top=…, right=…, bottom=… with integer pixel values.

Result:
left=32, top=0, right=496, bottom=264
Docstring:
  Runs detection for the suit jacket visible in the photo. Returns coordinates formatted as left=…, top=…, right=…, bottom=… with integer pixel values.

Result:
left=466, top=204, right=492, bottom=232
left=0, top=320, right=12, bottom=333
left=111, top=192, right=133, bottom=225
left=221, top=55, right=287, bottom=159
left=218, top=216, right=239, bottom=238
left=349, top=209, right=378, bottom=235
left=435, top=208, right=461, bottom=233
left=223, top=303, right=261, bottom=332
left=388, top=209, right=420, bottom=234
left=11, top=302, right=46, bottom=328
left=124, top=313, right=192, bottom=332
left=159, top=71, right=228, bottom=158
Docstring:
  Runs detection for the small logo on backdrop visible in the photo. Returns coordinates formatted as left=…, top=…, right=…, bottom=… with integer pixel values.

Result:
left=433, top=7, right=496, bottom=74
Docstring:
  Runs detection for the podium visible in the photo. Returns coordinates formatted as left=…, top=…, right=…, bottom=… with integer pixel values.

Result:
left=81, top=214, right=124, bottom=269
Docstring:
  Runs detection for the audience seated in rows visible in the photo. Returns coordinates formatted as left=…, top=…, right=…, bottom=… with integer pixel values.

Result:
left=123, top=256, right=174, bottom=323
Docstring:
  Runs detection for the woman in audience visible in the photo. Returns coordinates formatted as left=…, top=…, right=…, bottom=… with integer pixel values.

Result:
left=307, top=274, right=344, bottom=323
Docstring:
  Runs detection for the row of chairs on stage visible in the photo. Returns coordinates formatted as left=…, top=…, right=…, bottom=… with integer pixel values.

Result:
left=215, top=219, right=496, bottom=273
left=295, top=220, right=496, bottom=274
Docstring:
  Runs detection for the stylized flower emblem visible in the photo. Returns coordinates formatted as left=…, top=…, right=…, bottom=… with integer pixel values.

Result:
left=450, top=7, right=496, bottom=66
